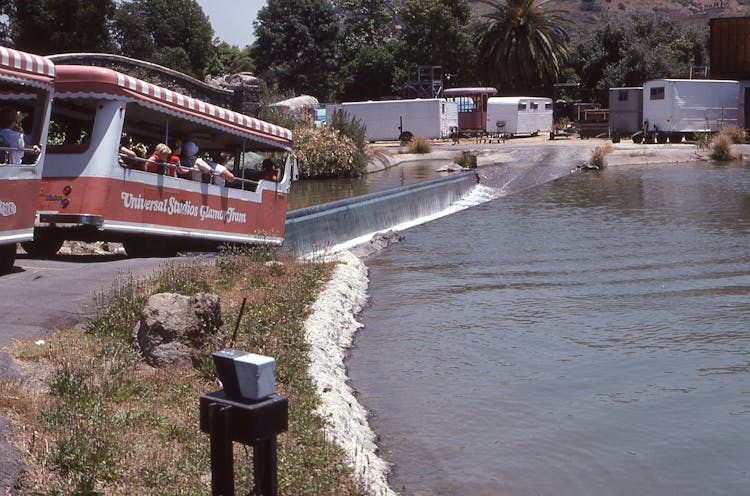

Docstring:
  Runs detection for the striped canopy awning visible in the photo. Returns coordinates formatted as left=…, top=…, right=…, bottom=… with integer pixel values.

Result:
left=0, top=46, right=55, bottom=87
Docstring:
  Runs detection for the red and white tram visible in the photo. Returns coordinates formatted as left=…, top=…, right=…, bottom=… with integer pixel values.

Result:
left=0, top=47, right=55, bottom=273
left=26, top=65, right=296, bottom=257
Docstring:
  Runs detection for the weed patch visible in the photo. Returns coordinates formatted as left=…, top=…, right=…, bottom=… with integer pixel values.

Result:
left=1, top=251, right=369, bottom=495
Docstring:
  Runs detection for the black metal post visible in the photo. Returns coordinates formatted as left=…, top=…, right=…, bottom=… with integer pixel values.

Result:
left=209, top=403, right=234, bottom=496
left=253, top=437, right=278, bottom=496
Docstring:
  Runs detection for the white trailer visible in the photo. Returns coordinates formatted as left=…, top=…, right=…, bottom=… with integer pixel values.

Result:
left=641, top=79, right=739, bottom=143
left=485, top=96, right=553, bottom=136
left=608, top=87, right=643, bottom=138
left=326, top=98, right=458, bottom=142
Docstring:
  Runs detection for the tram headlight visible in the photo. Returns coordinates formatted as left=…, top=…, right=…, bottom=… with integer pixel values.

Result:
left=62, top=185, right=72, bottom=196
left=61, top=198, right=70, bottom=208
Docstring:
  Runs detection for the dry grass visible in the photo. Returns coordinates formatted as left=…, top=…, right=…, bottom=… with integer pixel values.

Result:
left=709, top=134, right=743, bottom=161
left=404, top=136, right=432, bottom=154
left=1, top=249, right=370, bottom=496
left=719, top=124, right=747, bottom=144
left=589, top=144, right=614, bottom=169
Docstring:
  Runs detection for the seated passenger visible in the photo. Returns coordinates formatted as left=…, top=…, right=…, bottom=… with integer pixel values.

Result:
left=145, top=143, right=172, bottom=175
left=169, top=138, right=191, bottom=179
left=260, top=158, right=279, bottom=181
left=0, top=106, right=40, bottom=164
left=182, top=140, right=235, bottom=187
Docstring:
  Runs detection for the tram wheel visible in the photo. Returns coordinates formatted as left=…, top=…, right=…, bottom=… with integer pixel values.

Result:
left=0, top=243, right=16, bottom=274
left=21, top=237, right=64, bottom=258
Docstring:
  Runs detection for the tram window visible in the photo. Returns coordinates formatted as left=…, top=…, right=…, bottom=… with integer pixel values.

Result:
left=0, top=88, right=48, bottom=165
left=48, top=98, right=96, bottom=153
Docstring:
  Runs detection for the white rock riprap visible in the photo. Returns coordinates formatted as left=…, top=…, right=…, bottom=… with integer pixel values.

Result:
left=304, top=250, right=397, bottom=496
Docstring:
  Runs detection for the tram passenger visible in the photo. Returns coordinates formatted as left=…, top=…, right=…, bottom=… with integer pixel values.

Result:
left=0, top=107, right=40, bottom=164
left=260, top=158, right=278, bottom=181
left=182, top=140, right=235, bottom=186
left=145, top=143, right=172, bottom=175
left=168, top=138, right=190, bottom=179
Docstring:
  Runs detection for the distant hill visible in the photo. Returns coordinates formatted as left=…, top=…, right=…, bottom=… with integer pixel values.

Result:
left=470, top=0, right=750, bottom=39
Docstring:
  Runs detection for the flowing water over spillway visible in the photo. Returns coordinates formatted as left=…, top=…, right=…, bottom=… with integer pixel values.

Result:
left=347, top=160, right=750, bottom=496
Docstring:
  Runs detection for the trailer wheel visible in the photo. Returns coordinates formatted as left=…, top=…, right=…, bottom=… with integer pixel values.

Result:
left=668, top=132, right=683, bottom=143
left=0, top=243, right=16, bottom=274
left=21, top=237, right=64, bottom=258
left=632, top=131, right=644, bottom=144
left=644, top=132, right=656, bottom=144
left=656, top=133, right=668, bottom=144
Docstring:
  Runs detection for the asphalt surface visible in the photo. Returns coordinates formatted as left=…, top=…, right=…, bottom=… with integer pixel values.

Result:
left=0, top=253, right=170, bottom=493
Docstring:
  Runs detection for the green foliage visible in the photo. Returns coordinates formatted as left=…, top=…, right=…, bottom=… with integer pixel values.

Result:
left=396, top=0, right=477, bottom=87
left=475, top=0, right=570, bottom=89
left=571, top=14, right=708, bottom=91
left=205, top=41, right=254, bottom=76
left=11, top=0, right=116, bottom=54
left=338, top=44, right=398, bottom=100
left=330, top=109, right=367, bottom=153
left=294, top=127, right=364, bottom=178
left=253, top=0, right=341, bottom=100
left=112, top=0, right=214, bottom=78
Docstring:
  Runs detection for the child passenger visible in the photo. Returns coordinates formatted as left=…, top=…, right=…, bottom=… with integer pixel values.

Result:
left=145, top=143, right=171, bottom=175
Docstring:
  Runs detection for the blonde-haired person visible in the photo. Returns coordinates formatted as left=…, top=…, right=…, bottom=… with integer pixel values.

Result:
left=145, top=143, right=172, bottom=175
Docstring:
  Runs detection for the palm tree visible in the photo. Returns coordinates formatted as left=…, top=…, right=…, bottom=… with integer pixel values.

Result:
left=475, top=0, right=570, bottom=89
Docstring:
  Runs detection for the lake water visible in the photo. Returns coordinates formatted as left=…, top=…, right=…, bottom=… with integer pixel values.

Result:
left=288, top=161, right=444, bottom=210
left=348, top=160, right=750, bottom=496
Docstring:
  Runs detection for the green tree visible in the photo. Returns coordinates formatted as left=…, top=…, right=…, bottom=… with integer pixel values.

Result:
left=112, top=0, right=214, bottom=77
left=335, top=0, right=396, bottom=58
left=205, top=41, right=254, bottom=77
left=252, top=0, right=340, bottom=101
left=571, top=15, right=708, bottom=92
left=475, top=0, right=570, bottom=90
left=338, top=44, right=398, bottom=100
left=0, top=0, right=13, bottom=46
left=11, top=0, right=115, bottom=54
left=396, top=0, right=477, bottom=86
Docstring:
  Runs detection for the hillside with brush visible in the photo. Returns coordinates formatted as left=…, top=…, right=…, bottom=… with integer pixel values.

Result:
left=471, top=0, right=750, bottom=39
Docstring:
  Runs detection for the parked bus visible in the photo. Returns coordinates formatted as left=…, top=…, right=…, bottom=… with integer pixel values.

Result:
left=0, top=47, right=55, bottom=273
left=25, top=65, right=296, bottom=258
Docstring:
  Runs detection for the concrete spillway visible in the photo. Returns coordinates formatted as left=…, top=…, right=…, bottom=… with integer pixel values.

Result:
left=283, top=171, right=478, bottom=257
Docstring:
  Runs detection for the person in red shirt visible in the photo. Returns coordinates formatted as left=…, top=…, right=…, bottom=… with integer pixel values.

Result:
left=145, top=143, right=171, bottom=175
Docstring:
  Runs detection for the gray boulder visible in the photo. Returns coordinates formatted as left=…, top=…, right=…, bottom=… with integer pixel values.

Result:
left=134, top=293, right=225, bottom=367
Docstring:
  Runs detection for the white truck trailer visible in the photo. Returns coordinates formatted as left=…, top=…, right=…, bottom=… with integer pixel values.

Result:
left=641, top=79, right=739, bottom=143
left=485, top=96, right=553, bottom=137
left=326, top=98, right=458, bottom=142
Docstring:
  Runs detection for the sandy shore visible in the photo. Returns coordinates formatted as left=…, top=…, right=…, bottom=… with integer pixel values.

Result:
left=304, top=136, right=745, bottom=495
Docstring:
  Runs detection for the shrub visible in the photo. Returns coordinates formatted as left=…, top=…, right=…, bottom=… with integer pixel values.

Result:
left=589, top=144, right=614, bottom=169
left=405, top=136, right=432, bottom=154
left=294, top=127, right=365, bottom=178
left=719, top=124, right=747, bottom=144
left=709, top=134, right=742, bottom=161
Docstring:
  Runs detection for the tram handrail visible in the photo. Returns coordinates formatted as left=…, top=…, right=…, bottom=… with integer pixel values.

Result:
left=116, top=153, right=265, bottom=189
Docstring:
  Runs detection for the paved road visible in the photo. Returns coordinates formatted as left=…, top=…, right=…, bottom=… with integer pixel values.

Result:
left=0, top=253, right=171, bottom=494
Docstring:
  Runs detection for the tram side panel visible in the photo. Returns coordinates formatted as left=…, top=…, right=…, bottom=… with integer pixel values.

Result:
left=35, top=98, right=290, bottom=253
